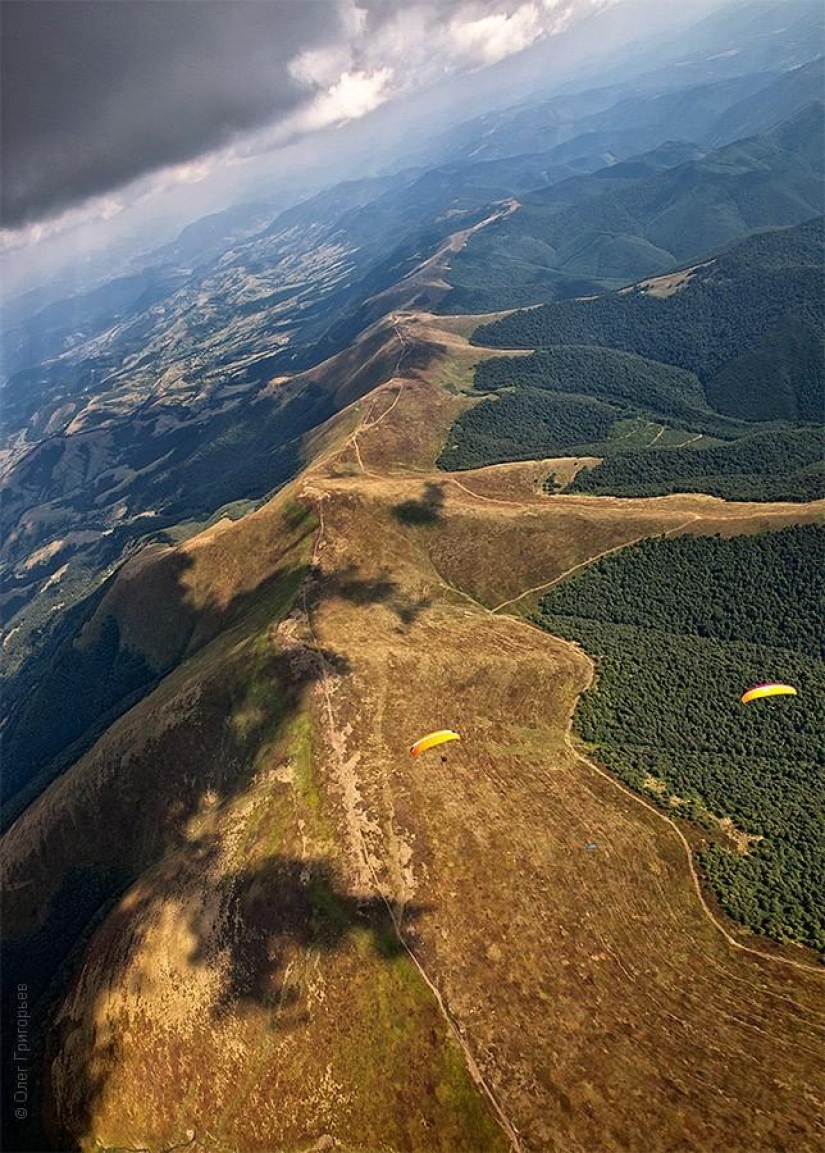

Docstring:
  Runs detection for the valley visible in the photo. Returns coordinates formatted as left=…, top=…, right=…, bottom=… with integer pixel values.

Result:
left=3, top=7, right=824, bottom=1146
left=3, top=310, right=823, bottom=1150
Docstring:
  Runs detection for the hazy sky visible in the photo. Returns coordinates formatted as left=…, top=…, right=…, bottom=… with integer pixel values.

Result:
left=0, top=0, right=744, bottom=297
left=2, top=1, right=626, bottom=236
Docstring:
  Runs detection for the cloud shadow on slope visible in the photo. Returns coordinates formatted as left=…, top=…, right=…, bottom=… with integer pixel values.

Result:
left=3, top=528, right=439, bottom=1149
left=390, top=481, right=445, bottom=527
left=312, top=560, right=432, bottom=629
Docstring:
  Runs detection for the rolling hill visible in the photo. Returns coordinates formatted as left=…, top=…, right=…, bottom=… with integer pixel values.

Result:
left=453, top=218, right=825, bottom=499
left=442, top=103, right=825, bottom=312
left=473, top=216, right=824, bottom=400
left=2, top=313, right=823, bottom=1149
left=2, top=20, right=824, bottom=1149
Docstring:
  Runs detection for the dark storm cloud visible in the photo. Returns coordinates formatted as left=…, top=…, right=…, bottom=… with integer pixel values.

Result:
left=0, top=0, right=354, bottom=227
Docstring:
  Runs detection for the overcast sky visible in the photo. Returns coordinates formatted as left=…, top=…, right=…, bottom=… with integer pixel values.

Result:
left=1, top=0, right=750, bottom=300
left=1, top=1, right=627, bottom=237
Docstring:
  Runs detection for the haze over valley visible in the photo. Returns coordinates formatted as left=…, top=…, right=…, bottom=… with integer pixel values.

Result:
left=1, top=2, right=823, bottom=1149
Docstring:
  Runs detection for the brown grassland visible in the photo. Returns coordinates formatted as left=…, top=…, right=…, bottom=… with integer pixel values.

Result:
left=2, top=310, right=823, bottom=1151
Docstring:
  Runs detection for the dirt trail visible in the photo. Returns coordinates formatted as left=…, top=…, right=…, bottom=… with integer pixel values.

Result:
left=303, top=493, right=523, bottom=1151
left=300, top=315, right=525, bottom=1146
left=490, top=514, right=702, bottom=613
left=309, top=308, right=824, bottom=979
left=567, top=735, right=823, bottom=977
left=295, top=302, right=823, bottom=1148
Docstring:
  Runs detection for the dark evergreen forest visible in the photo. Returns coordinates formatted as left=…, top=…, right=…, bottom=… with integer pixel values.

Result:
left=472, top=219, right=825, bottom=426
left=535, top=525, right=825, bottom=952
left=438, top=220, right=824, bottom=497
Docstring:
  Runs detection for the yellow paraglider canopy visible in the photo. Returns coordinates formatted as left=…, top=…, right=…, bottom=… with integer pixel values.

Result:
left=409, top=730, right=461, bottom=758
left=741, top=683, right=797, bottom=705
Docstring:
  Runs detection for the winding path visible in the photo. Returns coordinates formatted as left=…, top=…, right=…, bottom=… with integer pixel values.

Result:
left=329, top=368, right=823, bottom=977
left=299, top=309, right=821, bottom=1150
left=490, top=514, right=701, bottom=613
left=566, top=736, right=822, bottom=976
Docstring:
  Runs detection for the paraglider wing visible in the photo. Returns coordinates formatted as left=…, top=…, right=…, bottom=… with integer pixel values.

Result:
left=409, top=730, right=461, bottom=758
left=741, top=683, right=797, bottom=705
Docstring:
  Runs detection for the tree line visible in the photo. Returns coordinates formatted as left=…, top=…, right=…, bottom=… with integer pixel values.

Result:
left=534, top=526, right=825, bottom=952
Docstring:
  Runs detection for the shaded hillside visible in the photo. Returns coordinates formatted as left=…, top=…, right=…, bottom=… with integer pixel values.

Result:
left=421, top=0, right=822, bottom=176
left=3, top=300, right=824, bottom=1149
left=439, top=141, right=706, bottom=313
left=432, top=67, right=792, bottom=170
left=452, top=219, right=825, bottom=498
left=0, top=496, right=316, bottom=828
left=473, top=217, right=825, bottom=418
left=536, top=525, right=825, bottom=951
left=589, top=0, right=823, bottom=110
left=442, top=104, right=825, bottom=311
left=709, top=56, right=825, bottom=146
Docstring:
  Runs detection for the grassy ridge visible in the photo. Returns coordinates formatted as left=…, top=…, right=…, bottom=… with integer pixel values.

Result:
left=535, top=525, right=825, bottom=952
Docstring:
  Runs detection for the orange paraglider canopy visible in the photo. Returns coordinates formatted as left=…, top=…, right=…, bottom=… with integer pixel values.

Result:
left=741, top=683, right=797, bottom=705
left=409, top=730, right=461, bottom=758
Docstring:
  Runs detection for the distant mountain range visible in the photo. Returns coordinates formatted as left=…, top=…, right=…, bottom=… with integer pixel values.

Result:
left=2, top=7, right=824, bottom=1150
left=442, top=96, right=825, bottom=311
left=446, top=217, right=824, bottom=500
left=2, top=11, right=823, bottom=825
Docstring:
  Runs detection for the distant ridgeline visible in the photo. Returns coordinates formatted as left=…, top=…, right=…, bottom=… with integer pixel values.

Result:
left=438, top=218, right=825, bottom=501
left=438, top=100, right=825, bottom=314
left=534, top=525, right=825, bottom=953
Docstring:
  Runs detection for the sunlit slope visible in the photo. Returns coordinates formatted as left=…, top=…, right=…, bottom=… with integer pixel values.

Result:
left=0, top=312, right=418, bottom=830
left=2, top=483, right=509, bottom=1151
left=2, top=310, right=823, bottom=1151
left=280, top=467, right=824, bottom=1151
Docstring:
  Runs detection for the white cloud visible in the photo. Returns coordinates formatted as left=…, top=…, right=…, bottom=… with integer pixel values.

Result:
left=541, top=0, right=576, bottom=32
left=289, top=44, right=354, bottom=88
left=340, top=0, right=369, bottom=40
left=99, top=197, right=125, bottom=221
left=4, top=0, right=626, bottom=254
left=291, top=67, right=394, bottom=133
left=449, top=4, right=545, bottom=67
left=0, top=193, right=124, bottom=252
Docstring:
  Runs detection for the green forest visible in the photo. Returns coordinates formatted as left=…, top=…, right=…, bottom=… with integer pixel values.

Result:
left=439, top=219, right=825, bottom=497
left=438, top=388, right=620, bottom=469
left=438, top=345, right=739, bottom=472
left=441, top=105, right=825, bottom=315
left=472, top=346, right=713, bottom=420
left=472, top=218, right=825, bottom=423
left=569, top=427, right=825, bottom=502
left=437, top=345, right=824, bottom=500
left=534, top=525, right=825, bottom=953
